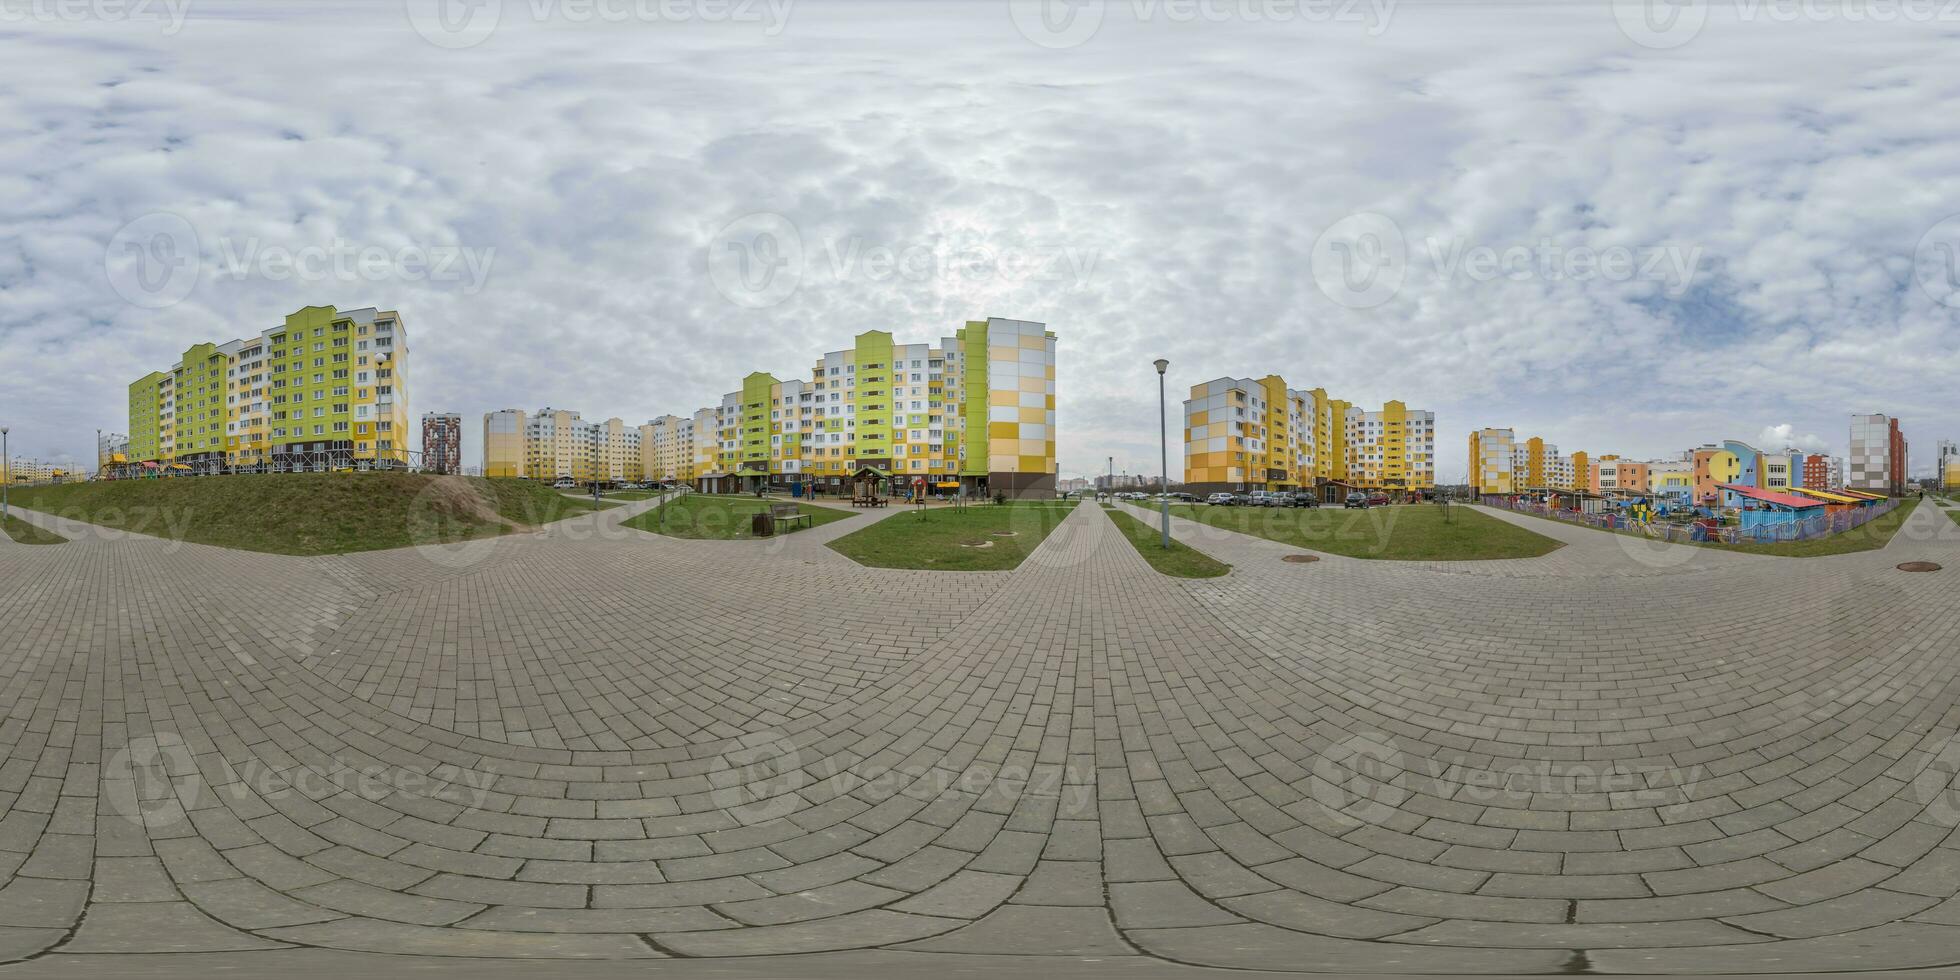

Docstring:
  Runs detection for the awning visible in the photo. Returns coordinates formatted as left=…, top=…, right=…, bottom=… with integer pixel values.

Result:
left=934, top=482, right=960, bottom=488
left=1788, top=487, right=1861, bottom=504
left=854, top=466, right=891, bottom=478
left=142, top=461, right=159, bottom=469
left=734, top=468, right=768, bottom=477
left=169, top=464, right=191, bottom=470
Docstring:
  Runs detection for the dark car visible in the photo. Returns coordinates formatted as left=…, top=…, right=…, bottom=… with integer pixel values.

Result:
left=1344, top=491, right=1369, bottom=508
left=1287, top=491, right=1319, bottom=507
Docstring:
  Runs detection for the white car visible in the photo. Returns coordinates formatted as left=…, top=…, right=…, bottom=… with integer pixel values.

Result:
left=1204, top=492, right=1237, bottom=506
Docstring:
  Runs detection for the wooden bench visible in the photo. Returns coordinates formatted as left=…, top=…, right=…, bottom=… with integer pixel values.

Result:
left=769, top=503, right=812, bottom=530
left=851, top=495, right=887, bottom=509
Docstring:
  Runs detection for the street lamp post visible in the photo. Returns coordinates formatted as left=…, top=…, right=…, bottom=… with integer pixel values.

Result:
left=1, top=426, right=9, bottom=523
left=1153, top=359, right=1170, bottom=549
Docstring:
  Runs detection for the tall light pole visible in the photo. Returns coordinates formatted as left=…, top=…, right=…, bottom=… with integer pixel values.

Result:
left=1154, top=359, right=1171, bottom=549
left=1, top=426, right=9, bottom=523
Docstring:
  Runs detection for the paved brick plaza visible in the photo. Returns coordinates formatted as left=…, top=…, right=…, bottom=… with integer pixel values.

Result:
left=1, top=496, right=1958, bottom=975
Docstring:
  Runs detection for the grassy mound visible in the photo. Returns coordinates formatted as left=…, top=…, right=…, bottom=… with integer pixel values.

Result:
left=9, top=473, right=604, bottom=555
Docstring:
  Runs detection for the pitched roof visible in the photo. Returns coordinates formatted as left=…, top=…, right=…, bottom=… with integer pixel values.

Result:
left=1717, top=483, right=1824, bottom=509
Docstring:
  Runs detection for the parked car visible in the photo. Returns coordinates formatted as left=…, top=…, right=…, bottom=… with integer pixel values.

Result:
left=1204, top=492, right=1237, bottom=506
left=1367, top=493, right=1390, bottom=507
left=1344, top=491, right=1369, bottom=508
left=1170, top=492, right=1198, bottom=502
left=1247, top=490, right=1284, bottom=507
left=1286, top=491, right=1319, bottom=507
left=552, top=478, right=577, bottom=490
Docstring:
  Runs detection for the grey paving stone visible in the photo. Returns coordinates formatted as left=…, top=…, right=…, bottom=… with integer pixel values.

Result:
left=7, top=494, right=1960, bottom=971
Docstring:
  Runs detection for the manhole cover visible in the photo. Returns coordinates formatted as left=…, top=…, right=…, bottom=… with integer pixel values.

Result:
left=990, top=530, right=1018, bottom=537
left=1897, top=561, right=1941, bottom=572
left=1282, top=554, right=1320, bottom=563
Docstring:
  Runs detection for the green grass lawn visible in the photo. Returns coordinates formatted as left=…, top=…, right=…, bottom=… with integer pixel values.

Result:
left=8, top=473, right=606, bottom=555
left=1103, top=506, right=1227, bottom=577
left=1, top=511, right=66, bottom=545
left=623, top=494, right=852, bottom=540
left=602, top=490, right=660, bottom=500
left=1167, top=502, right=1562, bottom=561
left=827, top=500, right=1078, bottom=570
left=1494, top=499, right=1918, bottom=558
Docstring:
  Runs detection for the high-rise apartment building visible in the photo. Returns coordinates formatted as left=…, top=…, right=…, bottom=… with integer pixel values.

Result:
left=422, top=413, right=461, bottom=474
left=1848, top=414, right=1906, bottom=495
left=127, top=306, right=409, bottom=473
left=481, top=407, right=642, bottom=483
left=692, top=319, right=1057, bottom=498
left=1467, top=427, right=1516, bottom=494
left=1182, top=375, right=1432, bottom=496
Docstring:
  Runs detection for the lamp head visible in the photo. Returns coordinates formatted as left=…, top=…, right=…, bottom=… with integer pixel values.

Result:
left=1152, top=358, right=1169, bottom=375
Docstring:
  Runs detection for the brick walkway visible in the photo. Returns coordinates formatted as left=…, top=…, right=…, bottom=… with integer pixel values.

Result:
left=1, top=496, right=1958, bottom=974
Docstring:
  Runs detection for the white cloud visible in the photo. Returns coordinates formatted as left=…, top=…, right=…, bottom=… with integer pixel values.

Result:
left=1, top=3, right=1957, bottom=480
left=1755, top=424, right=1829, bottom=454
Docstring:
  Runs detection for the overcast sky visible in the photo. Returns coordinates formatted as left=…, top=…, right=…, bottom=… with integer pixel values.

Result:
left=3, top=0, right=1958, bottom=479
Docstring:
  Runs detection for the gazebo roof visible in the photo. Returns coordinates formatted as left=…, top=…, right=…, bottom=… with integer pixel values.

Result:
left=853, top=466, right=891, bottom=478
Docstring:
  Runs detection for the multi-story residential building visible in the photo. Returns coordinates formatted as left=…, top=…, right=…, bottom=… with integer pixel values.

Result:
left=1802, top=454, right=1830, bottom=489
left=421, top=413, right=461, bottom=474
left=1937, top=440, right=1958, bottom=490
left=1467, top=427, right=1517, bottom=494
left=1344, top=401, right=1435, bottom=492
left=483, top=409, right=526, bottom=477
left=127, top=306, right=409, bottom=473
left=1512, top=437, right=1556, bottom=488
left=1183, top=377, right=1431, bottom=497
left=481, top=407, right=642, bottom=483
left=1849, top=414, right=1907, bottom=495
left=1183, top=376, right=1316, bottom=495
left=697, top=319, right=1057, bottom=498
left=640, top=415, right=697, bottom=484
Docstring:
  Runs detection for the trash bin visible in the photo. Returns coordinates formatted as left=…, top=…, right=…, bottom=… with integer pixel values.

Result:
left=752, top=513, right=775, bottom=537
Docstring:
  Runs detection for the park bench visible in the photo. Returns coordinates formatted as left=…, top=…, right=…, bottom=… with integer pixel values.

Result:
left=769, top=502, right=813, bottom=531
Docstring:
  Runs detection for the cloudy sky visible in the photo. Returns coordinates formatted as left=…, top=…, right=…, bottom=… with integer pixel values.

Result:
left=3, top=0, right=1958, bottom=480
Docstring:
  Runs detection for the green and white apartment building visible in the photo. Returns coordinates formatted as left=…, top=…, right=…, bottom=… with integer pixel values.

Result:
left=127, top=306, right=410, bottom=474
left=483, top=318, right=1058, bottom=497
